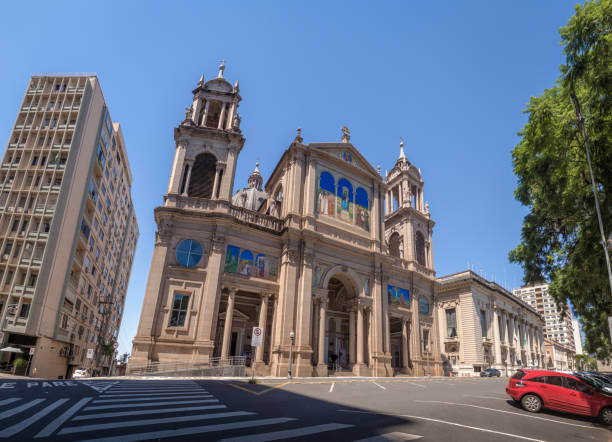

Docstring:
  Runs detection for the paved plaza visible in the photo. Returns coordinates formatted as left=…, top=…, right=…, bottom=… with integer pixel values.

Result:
left=0, top=376, right=608, bottom=441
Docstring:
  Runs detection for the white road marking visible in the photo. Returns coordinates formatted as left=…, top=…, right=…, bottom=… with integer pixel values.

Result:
left=337, top=410, right=544, bottom=442
left=414, top=400, right=602, bottom=430
left=81, top=382, right=120, bottom=393
left=404, top=382, right=425, bottom=389
left=35, top=397, right=93, bottom=438
left=353, top=432, right=423, bottom=441
left=58, top=411, right=255, bottom=434
left=92, top=394, right=212, bottom=403
left=0, top=398, right=20, bottom=406
left=372, top=381, right=386, bottom=390
left=75, top=417, right=297, bottom=442
left=219, top=423, right=354, bottom=441
left=0, top=398, right=44, bottom=419
left=84, top=398, right=219, bottom=411
left=463, top=395, right=509, bottom=401
left=330, top=382, right=335, bottom=393
left=0, top=398, right=68, bottom=437
left=73, top=404, right=227, bottom=420
left=104, top=387, right=204, bottom=392
left=100, top=391, right=208, bottom=398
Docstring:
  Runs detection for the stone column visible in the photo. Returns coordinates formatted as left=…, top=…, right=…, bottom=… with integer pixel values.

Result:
left=192, top=98, right=202, bottom=124
left=181, top=160, right=193, bottom=196
left=401, top=318, right=409, bottom=370
left=312, top=298, right=319, bottom=365
left=202, top=101, right=210, bottom=126
left=211, top=166, right=222, bottom=199
left=357, top=305, right=364, bottom=365
left=492, top=307, right=502, bottom=365
left=221, top=288, right=236, bottom=359
left=168, top=143, right=187, bottom=195
left=317, top=298, right=327, bottom=368
left=218, top=103, right=227, bottom=129
left=349, top=308, right=356, bottom=365
left=255, top=294, right=269, bottom=363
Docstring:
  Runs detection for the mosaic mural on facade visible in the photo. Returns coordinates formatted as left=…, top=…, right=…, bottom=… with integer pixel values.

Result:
left=316, top=170, right=369, bottom=231
left=224, top=245, right=278, bottom=280
left=313, top=263, right=332, bottom=287
left=388, top=285, right=410, bottom=307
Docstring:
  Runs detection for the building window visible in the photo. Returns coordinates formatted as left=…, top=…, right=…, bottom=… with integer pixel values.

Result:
left=415, top=231, right=426, bottom=266
left=446, top=308, right=457, bottom=337
left=423, top=329, right=430, bottom=352
left=169, top=294, right=189, bottom=327
left=480, top=310, right=487, bottom=337
left=19, top=303, right=30, bottom=318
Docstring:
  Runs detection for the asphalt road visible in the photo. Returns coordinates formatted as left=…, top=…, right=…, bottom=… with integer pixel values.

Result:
left=0, top=376, right=608, bottom=441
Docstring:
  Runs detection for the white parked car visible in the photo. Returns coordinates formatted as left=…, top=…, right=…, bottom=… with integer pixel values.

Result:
left=73, top=369, right=89, bottom=379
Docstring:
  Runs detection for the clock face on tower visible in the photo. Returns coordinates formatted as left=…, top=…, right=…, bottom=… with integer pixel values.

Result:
left=176, top=239, right=203, bottom=268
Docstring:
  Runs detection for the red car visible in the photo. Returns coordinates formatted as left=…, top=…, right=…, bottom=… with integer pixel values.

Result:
left=506, top=369, right=612, bottom=425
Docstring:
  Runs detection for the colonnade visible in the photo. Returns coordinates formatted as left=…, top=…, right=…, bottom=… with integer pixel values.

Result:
left=492, top=307, right=545, bottom=368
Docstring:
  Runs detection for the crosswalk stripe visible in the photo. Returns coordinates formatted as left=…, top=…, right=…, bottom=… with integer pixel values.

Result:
left=0, top=398, right=20, bottom=407
left=73, top=404, right=227, bottom=420
left=100, top=391, right=208, bottom=398
left=105, top=387, right=205, bottom=392
left=58, top=411, right=256, bottom=435
left=84, top=399, right=219, bottom=411
left=77, top=417, right=297, bottom=442
left=219, top=422, right=354, bottom=441
left=93, top=394, right=212, bottom=403
left=0, top=398, right=45, bottom=419
left=0, top=399, right=68, bottom=437
left=35, top=397, right=93, bottom=438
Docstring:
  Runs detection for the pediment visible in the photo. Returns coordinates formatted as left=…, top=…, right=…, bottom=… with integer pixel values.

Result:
left=219, top=308, right=250, bottom=320
left=309, top=143, right=380, bottom=178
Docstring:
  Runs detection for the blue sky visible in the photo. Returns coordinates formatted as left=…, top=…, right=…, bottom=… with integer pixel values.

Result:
left=0, top=1, right=580, bottom=355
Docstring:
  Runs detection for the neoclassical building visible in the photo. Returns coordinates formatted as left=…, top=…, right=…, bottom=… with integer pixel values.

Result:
left=436, top=271, right=546, bottom=376
left=130, top=65, right=442, bottom=377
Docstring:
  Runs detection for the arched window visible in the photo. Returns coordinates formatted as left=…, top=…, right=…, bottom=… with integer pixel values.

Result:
left=389, top=232, right=402, bottom=258
left=415, top=231, right=426, bottom=266
left=205, top=101, right=222, bottom=128
left=188, top=153, right=217, bottom=198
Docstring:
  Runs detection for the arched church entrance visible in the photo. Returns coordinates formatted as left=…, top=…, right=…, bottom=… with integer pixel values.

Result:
left=326, top=277, right=351, bottom=371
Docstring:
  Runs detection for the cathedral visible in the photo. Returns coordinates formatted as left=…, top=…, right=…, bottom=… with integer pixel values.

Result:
left=130, top=64, right=443, bottom=377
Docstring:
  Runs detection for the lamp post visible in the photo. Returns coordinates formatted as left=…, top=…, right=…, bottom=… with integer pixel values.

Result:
left=570, top=94, right=612, bottom=298
left=288, top=331, right=295, bottom=379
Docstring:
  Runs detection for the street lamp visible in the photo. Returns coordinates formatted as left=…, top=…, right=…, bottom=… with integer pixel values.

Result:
left=288, top=331, right=295, bottom=379
left=570, top=94, right=612, bottom=298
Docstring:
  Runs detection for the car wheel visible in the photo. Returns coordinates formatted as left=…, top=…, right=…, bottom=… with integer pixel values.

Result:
left=521, top=394, right=542, bottom=413
left=600, top=407, right=612, bottom=426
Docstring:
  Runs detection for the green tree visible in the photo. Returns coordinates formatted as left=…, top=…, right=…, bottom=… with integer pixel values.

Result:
left=509, top=0, right=612, bottom=360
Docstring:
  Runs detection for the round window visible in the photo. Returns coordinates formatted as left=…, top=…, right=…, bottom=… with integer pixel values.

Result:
left=176, top=239, right=203, bottom=268
left=418, top=297, right=430, bottom=315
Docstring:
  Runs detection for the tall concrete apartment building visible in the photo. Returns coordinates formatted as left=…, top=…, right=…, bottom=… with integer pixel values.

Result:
left=513, top=283, right=575, bottom=352
left=0, top=75, right=139, bottom=379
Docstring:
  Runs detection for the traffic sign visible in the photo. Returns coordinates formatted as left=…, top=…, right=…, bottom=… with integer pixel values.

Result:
left=252, top=327, right=263, bottom=347
left=86, top=348, right=94, bottom=359
left=29, top=347, right=35, bottom=356
left=113, top=342, right=118, bottom=349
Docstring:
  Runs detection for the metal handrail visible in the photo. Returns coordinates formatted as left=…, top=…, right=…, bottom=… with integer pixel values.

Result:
left=127, top=356, right=246, bottom=376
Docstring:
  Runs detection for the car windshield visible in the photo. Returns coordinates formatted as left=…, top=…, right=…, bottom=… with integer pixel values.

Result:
left=576, top=374, right=604, bottom=390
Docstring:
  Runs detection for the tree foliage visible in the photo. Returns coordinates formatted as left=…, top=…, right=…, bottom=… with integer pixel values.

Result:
left=510, top=0, right=612, bottom=360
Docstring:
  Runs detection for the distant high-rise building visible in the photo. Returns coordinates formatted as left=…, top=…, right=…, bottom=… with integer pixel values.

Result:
left=513, top=283, right=575, bottom=352
left=0, top=75, right=139, bottom=378
left=572, top=318, right=583, bottom=355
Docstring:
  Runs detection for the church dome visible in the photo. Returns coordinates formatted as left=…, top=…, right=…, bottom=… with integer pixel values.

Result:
left=231, top=162, right=267, bottom=211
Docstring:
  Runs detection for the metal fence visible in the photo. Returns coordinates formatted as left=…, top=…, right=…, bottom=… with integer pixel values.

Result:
left=126, top=356, right=247, bottom=377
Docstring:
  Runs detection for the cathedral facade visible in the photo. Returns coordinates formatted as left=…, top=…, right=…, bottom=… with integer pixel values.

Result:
left=130, top=65, right=443, bottom=377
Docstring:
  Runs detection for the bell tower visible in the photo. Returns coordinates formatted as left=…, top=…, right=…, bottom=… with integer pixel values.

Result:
left=166, top=61, right=245, bottom=206
left=384, top=139, right=435, bottom=270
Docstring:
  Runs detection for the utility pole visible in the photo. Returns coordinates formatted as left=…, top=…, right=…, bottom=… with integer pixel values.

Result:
left=571, top=94, right=612, bottom=297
